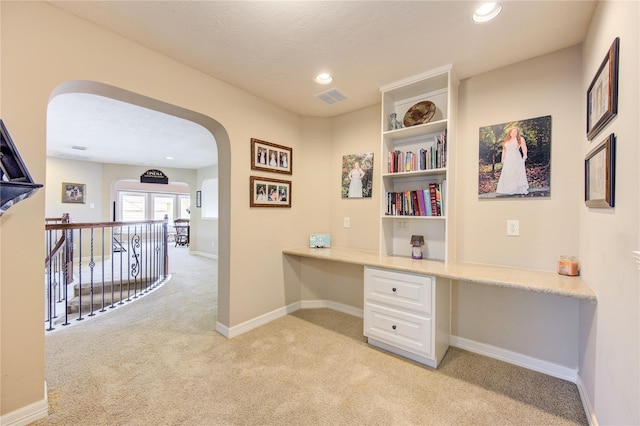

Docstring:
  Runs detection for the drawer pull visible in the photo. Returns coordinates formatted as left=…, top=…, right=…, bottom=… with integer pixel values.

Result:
left=392, top=287, right=397, bottom=292
left=392, top=325, right=397, bottom=330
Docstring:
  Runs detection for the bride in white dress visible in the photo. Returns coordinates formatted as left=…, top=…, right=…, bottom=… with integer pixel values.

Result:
left=496, top=127, right=529, bottom=195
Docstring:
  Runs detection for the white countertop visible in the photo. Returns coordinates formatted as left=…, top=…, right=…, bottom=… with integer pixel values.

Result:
left=283, top=246, right=597, bottom=302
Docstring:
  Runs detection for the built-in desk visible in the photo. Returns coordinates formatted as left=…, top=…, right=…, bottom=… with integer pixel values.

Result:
left=283, top=246, right=597, bottom=301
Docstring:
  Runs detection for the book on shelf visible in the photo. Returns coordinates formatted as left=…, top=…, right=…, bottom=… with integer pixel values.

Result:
left=384, top=181, right=445, bottom=217
left=386, top=132, right=447, bottom=173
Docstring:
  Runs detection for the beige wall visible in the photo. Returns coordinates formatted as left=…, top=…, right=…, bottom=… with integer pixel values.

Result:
left=2, top=1, right=639, bottom=424
left=451, top=47, right=584, bottom=367
left=0, top=1, right=319, bottom=415
left=579, top=2, right=640, bottom=424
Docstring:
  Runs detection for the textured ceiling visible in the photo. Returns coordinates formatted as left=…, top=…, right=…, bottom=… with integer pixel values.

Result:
left=46, top=1, right=596, bottom=168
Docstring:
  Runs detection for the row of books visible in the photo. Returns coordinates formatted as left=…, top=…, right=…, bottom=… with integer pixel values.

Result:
left=387, top=133, right=447, bottom=173
left=385, top=182, right=445, bottom=217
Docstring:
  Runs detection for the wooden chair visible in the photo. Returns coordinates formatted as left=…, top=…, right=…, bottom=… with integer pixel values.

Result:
left=173, top=219, right=190, bottom=247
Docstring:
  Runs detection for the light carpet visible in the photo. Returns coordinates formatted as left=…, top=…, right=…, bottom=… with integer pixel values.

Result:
left=35, top=246, right=587, bottom=425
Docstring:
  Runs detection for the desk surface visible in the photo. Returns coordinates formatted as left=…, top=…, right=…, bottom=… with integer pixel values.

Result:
left=283, top=247, right=597, bottom=302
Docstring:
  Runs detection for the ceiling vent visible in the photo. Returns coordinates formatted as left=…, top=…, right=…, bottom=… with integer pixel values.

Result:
left=315, top=89, right=348, bottom=105
left=72, top=145, right=88, bottom=150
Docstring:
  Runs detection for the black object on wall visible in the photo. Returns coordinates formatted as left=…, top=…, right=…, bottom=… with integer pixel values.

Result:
left=0, top=119, right=43, bottom=216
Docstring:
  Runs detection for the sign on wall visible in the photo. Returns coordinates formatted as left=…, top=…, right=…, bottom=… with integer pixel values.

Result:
left=140, top=169, right=168, bottom=184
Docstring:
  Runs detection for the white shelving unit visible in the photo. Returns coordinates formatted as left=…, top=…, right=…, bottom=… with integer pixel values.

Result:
left=379, top=65, right=458, bottom=263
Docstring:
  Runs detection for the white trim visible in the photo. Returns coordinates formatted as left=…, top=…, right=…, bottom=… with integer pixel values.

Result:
left=191, top=251, right=218, bottom=260
left=300, top=299, right=363, bottom=318
left=216, top=300, right=362, bottom=339
left=218, top=302, right=301, bottom=338
left=450, top=335, right=578, bottom=383
left=0, top=382, right=48, bottom=426
left=577, top=375, right=599, bottom=426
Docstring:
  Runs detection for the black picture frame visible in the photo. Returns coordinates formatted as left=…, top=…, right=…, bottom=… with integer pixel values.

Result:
left=196, top=190, right=202, bottom=208
left=585, top=133, right=615, bottom=208
left=587, top=37, right=619, bottom=140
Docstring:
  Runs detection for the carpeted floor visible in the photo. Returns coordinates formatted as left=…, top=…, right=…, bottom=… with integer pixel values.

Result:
left=35, top=246, right=588, bottom=425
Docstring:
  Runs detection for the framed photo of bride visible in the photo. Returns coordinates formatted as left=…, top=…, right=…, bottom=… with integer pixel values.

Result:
left=251, top=138, right=292, bottom=175
left=341, top=152, right=374, bottom=199
left=478, top=115, right=551, bottom=199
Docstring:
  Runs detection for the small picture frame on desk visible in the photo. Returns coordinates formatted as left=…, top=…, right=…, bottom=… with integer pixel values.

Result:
left=585, top=133, right=615, bottom=208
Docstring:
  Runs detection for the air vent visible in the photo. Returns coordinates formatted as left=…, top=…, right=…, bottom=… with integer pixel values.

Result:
left=72, top=145, right=88, bottom=150
left=55, top=151, right=90, bottom=160
left=315, top=89, right=348, bottom=105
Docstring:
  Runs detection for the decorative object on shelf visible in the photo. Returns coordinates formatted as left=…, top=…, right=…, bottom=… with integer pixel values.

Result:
left=342, top=152, right=374, bottom=199
left=0, top=120, right=43, bottom=216
left=250, top=175, right=291, bottom=208
left=478, top=115, right=551, bottom=199
left=410, top=235, right=425, bottom=259
left=61, top=182, right=86, bottom=204
left=196, top=190, right=202, bottom=208
left=403, top=100, right=436, bottom=127
left=587, top=37, right=619, bottom=141
left=557, top=256, right=580, bottom=276
left=585, top=133, right=615, bottom=208
left=309, top=233, right=331, bottom=248
left=251, top=138, right=292, bottom=175
left=389, top=113, right=403, bottom=130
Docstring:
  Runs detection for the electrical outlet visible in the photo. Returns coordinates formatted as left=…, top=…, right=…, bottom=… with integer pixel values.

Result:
left=343, top=217, right=350, bottom=228
left=507, top=220, right=520, bottom=236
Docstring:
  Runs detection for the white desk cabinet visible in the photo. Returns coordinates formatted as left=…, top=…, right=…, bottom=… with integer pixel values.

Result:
left=364, top=267, right=450, bottom=368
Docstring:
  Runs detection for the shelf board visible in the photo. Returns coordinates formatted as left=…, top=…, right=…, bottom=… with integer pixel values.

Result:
left=382, top=168, right=446, bottom=179
left=383, top=119, right=447, bottom=141
left=382, top=215, right=445, bottom=220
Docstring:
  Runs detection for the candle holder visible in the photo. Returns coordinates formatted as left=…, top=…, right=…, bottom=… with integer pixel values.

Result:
left=410, top=235, right=425, bottom=259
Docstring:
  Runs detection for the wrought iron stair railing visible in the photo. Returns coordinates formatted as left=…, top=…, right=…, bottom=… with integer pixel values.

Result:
left=45, top=214, right=169, bottom=331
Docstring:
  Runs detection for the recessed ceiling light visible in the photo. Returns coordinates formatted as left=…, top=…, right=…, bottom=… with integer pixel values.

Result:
left=473, top=2, right=502, bottom=23
left=314, top=73, right=334, bottom=85
left=166, top=156, right=174, bottom=160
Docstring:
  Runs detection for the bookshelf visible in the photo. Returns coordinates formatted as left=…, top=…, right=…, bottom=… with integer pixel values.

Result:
left=379, top=65, right=458, bottom=262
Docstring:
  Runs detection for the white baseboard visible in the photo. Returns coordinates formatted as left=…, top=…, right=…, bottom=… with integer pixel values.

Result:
left=1, top=382, right=48, bottom=426
left=450, top=335, right=578, bottom=383
left=300, top=299, right=363, bottom=318
left=576, top=375, right=598, bottom=426
left=191, top=251, right=218, bottom=260
left=216, top=300, right=361, bottom=339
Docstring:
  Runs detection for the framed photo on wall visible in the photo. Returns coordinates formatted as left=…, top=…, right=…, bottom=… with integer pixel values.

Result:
left=478, top=115, right=551, bottom=198
left=341, top=152, right=374, bottom=198
left=61, top=182, right=86, bottom=204
left=587, top=37, right=619, bottom=140
left=251, top=138, right=292, bottom=175
left=585, top=133, right=615, bottom=208
left=250, top=176, right=291, bottom=208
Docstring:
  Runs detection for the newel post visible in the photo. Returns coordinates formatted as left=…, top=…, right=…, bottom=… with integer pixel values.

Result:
left=62, top=213, right=74, bottom=285
left=163, top=214, right=169, bottom=276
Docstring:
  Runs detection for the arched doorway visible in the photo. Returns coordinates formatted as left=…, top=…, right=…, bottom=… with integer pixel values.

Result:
left=47, top=80, right=231, bottom=328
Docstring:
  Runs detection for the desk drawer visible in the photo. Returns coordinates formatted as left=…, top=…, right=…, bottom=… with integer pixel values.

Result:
left=364, top=302, right=432, bottom=358
left=365, top=267, right=433, bottom=314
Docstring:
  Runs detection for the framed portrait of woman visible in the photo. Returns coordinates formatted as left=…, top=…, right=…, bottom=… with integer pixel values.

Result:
left=478, top=115, right=552, bottom=199
left=341, top=152, right=374, bottom=199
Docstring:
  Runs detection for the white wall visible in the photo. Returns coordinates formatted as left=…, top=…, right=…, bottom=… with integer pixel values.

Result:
left=579, top=2, right=640, bottom=424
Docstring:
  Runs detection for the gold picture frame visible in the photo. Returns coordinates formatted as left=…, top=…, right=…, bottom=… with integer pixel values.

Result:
left=250, top=176, right=291, bottom=208
left=251, top=138, right=292, bottom=175
left=61, top=182, right=86, bottom=204
left=585, top=133, right=615, bottom=208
